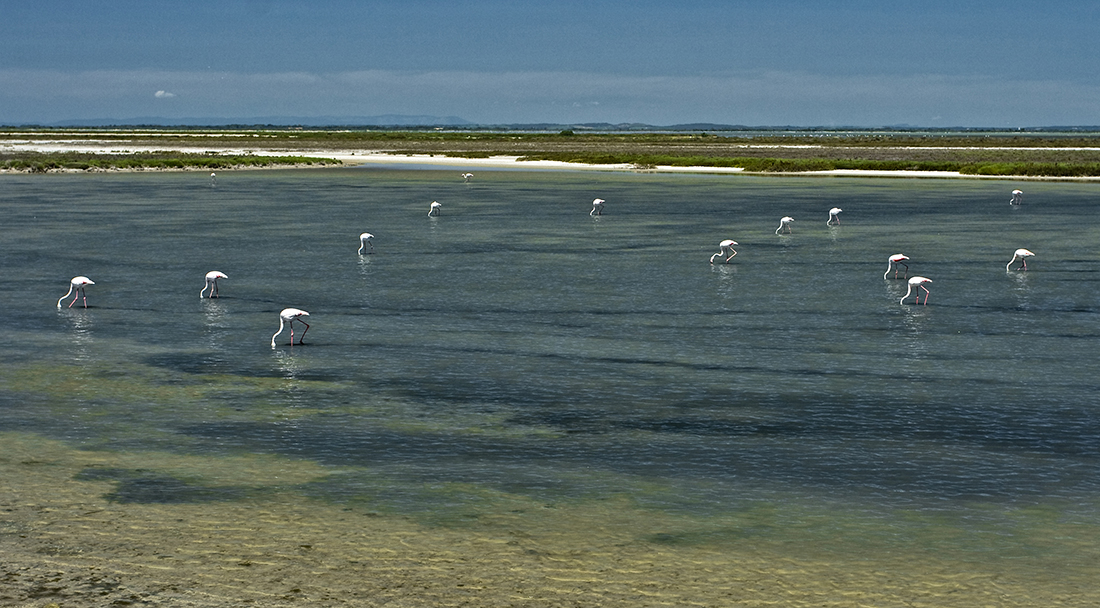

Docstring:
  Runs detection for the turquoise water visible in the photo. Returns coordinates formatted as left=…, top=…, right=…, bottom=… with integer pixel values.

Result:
left=2, top=167, right=1099, bottom=559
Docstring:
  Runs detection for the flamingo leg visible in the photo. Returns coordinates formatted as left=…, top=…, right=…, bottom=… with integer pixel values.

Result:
left=297, top=320, right=310, bottom=344
left=920, top=286, right=930, bottom=305
left=69, top=291, right=80, bottom=308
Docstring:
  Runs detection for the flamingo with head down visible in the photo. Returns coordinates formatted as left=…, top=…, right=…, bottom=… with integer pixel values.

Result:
left=901, top=277, right=932, bottom=305
left=590, top=198, right=605, bottom=216
left=57, top=276, right=94, bottom=308
left=776, top=216, right=794, bottom=234
left=271, top=308, right=310, bottom=347
left=709, top=240, right=738, bottom=264
left=1006, top=248, right=1034, bottom=271
left=884, top=254, right=909, bottom=279
left=428, top=201, right=442, bottom=217
left=200, top=271, right=228, bottom=298
left=827, top=207, right=842, bottom=225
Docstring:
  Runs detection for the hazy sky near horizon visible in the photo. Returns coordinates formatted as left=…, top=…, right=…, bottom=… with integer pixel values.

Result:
left=2, top=0, right=1098, bottom=126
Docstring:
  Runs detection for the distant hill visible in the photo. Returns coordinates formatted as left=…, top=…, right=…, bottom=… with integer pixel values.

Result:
left=36, top=115, right=473, bottom=128
left=9, top=116, right=1100, bottom=133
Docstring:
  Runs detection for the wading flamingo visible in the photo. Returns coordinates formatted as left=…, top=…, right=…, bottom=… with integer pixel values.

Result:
left=827, top=207, right=842, bottom=225
left=901, top=277, right=932, bottom=305
left=1006, top=248, right=1034, bottom=271
left=461, top=173, right=473, bottom=182
left=1010, top=189, right=1023, bottom=205
left=271, top=308, right=310, bottom=347
left=590, top=198, right=605, bottom=216
left=358, top=232, right=374, bottom=254
left=200, top=271, right=228, bottom=298
left=884, top=254, right=910, bottom=279
left=776, top=216, right=794, bottom=234
left=210, top=172, right=216, bottom=185
left=57, top=276, right=94, bottom=309
left=709, top=240, right=739, bottom=264
left=428, top=201, right=442, bottom=217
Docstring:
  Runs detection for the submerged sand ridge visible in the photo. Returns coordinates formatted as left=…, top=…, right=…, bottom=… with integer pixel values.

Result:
left=2, top=434, right=1094, bottom=607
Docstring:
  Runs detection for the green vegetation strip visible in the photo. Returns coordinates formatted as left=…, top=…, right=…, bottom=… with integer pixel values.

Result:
left=514, top=152, right=1100, bottom=176
left=0, top=151, right=340, bottom=172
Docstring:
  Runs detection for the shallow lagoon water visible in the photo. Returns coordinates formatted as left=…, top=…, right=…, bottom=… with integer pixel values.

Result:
left=3, top=168, right=1100, bottom=578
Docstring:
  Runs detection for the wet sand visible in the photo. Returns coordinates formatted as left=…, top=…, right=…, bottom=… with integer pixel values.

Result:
left=3, top=433, right=1094, bottom=607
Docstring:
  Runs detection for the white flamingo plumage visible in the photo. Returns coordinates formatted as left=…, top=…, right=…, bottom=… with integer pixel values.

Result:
left=358, top=232, right=374, bottom=254
left=709, top=239, right=738, bottom=264
left=271, top=308, right=310, bottom=347
left=1006, top=248, right=1034, bottom=271
left=776, top=216, right=794, bottom=234
left=901, top=277, right=932, bottom=305
left=884, top=254, right=910, bottom=279
left=590, top=198, right=605, bottom=216
left=57, top=276, right=94, bottom=309
left=200, top=271, right=228, bottom=298
left=428, top=201, right=442, bottom=217
left=827, top=207, right=842, bottom=225
left=1010, top=189, right=1023, bottom=205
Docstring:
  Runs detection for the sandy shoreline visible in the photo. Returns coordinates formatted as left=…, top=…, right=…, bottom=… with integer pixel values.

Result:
left=4, top=432, right=1091, bottom=607
left=3, top=140, right=1096, bottom=179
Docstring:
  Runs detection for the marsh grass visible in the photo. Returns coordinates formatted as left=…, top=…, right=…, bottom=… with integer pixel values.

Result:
left=0, top=151, right=340, bottom=172
left=5, top=128, right=1100, bottom=175
left=513, top=151, right=1100, bottom=175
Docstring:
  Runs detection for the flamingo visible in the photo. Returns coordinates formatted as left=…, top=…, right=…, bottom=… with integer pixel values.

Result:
left=884, top=254, right=910, bottom=279
left=358, top=232, right=375, bottom=254
left=271, top=308, right=310, bottom=347
left=428, top=201, right=442, bottom=217
left=590, top=198, right=605, bottom=216
left=1006, top=248, right=1034, bottom=271
left=461, top=173, right=473, bottom=182
left=1010, top=189, right=1023, bottom=205
left=776, top=216, right=794, bottom=234
left=200, top=271, right=228, bottom=298
left=827, top=207, right=842, bottom=225
left=709, top=240, right=739, bottom=264
left=210, top=172, right=216, bottom=185
left=57, top=276, right=94, bottom=309
left=901, top=277, right=932, bottom=305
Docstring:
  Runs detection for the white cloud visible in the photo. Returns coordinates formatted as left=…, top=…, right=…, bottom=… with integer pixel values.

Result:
left=154, top=90, right=176, bottom=98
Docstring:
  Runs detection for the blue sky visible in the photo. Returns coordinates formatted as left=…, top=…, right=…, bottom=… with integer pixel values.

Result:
left=2, top=1, right=1098, bottom=126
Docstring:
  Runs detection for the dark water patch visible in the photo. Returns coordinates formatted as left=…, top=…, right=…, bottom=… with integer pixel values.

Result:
left=143, top=352, right=341, bottom=381
left=175, top=416, right=1100, bottom=504
left=74, top=467, right=249, bottom=504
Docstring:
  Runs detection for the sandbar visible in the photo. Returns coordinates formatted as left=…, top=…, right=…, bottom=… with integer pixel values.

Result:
left=5, top=139, right=1094, bottom=179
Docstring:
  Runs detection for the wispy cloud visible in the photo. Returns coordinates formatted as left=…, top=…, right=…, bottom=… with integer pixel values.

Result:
left=1, top=68, right=1097, bottom=126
